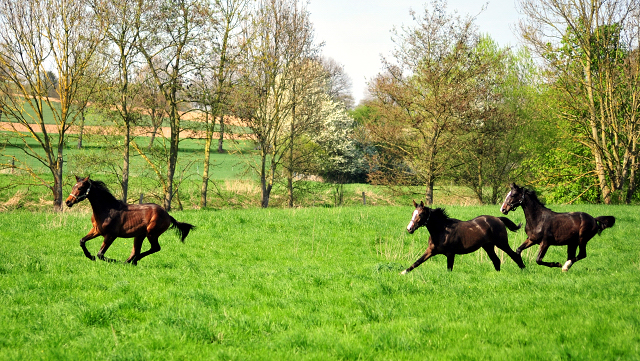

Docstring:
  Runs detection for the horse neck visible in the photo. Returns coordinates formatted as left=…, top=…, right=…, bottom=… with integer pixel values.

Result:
left=521, top=193, right=549, bottom=226
left=425, top=216, right=447, bottom=237
left=87, top=188, right=122, bottom=214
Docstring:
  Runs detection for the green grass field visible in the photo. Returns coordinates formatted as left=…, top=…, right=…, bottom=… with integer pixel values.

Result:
left=1, top=205, right=638, bottom=360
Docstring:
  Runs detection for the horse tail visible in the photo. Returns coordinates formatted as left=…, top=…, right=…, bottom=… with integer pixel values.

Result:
left=498, top=217, right=522, bottom=232
left=595, top=216, right=615, bottom=235
left=169, top=216, right=195, bottom=242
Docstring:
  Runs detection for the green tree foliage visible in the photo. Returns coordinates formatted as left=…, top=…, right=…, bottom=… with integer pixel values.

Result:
left=450, top=39, right=542, bottom=204
left=519, top=0, right=640, bottom=203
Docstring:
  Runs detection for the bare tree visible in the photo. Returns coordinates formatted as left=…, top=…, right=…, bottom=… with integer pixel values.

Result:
left=234, top=0, right=321, bottom=208
left=321, top=57, right=355, bottom=109
left=191, top=0, right=248, bottom=208
left=0, top=0, right=105, bottom=211
left=518, top=0, right=640, bottom=203
left=91, top=0, right=147, bottom=203
left=136, top=0, right=211, bottom=210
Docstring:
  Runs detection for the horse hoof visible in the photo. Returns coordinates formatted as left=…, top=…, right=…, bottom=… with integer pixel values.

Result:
left=400, top=270, right=408, bottom=275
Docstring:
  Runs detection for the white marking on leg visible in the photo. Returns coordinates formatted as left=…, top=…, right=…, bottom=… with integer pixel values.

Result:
left=562, top=260, right=573, bottom=272
left=400, top=269, right=408, bottom=275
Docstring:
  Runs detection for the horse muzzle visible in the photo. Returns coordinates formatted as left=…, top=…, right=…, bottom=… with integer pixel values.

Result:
left=65, top=195, right=77, bottom=208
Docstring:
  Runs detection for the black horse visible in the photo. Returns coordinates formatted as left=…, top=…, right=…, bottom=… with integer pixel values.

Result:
left=401, top=200, right=525, bottom=274
left=500, top=183, right=615, bottom=271
left=66, top=176, right=195, bottom=265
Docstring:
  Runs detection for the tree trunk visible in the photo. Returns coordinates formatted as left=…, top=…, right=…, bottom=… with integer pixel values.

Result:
left=77, top=111, right=85, bottom=149
left=626, top=154, right=637, bottom=204
left=425, top=179, right=434, bottom=206
left=217, top=116, right=225, bottom=153
left=122, top=121, right=130, bottom=202
left=201, top=111, right=213, bottom=208
left=148, top=110, right=159, bottom=150
left=164, top=111, right=179, bottom=211
left=288, top=99, right=295, bottom=208
left=52, top=154, right=64, bottom=212
left=260, top=152, right=273, bottom=208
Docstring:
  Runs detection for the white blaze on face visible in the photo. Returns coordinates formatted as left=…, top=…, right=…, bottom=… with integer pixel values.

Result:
left=407, top=210, right=419, bottom=231
left=500, top=190, right=512, bottom=213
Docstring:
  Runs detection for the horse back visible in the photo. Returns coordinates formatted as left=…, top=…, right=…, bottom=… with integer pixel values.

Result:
left=540, top=212, right=600, bottom=244
left=441, top=216, right=507, bottom=252
left=110, top=203, right=172, bottom=237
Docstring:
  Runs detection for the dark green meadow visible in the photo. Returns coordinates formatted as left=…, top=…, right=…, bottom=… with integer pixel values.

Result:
left=1, top=205, right=639, bottom=360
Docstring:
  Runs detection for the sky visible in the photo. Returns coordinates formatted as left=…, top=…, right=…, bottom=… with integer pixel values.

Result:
left=306, top=0, right=524, bottom=105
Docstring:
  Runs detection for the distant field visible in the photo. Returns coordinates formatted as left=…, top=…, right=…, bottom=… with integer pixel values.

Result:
left=0, top=204, right=638, bottom=360
left=1, top=127, right=486, bottom=210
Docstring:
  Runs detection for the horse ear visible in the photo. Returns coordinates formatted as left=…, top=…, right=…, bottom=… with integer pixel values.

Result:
left=420, top=201, right=424, bottom=207
left=75, top=175, right=81, bottom=182
left=412, top=200, right=418, bottom=208
left=83, top=175, right=90, bottom=182
left=510, top=182, right=517, bottom=189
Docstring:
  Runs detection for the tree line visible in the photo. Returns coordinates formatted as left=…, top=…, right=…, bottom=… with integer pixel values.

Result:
left=357, top=0, right=640, bottom=205
left=0, top=0, right=362, bottom=211
left=1, top=0, right=639, bottom=211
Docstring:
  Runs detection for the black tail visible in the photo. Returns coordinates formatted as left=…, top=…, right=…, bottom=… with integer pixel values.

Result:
left=595, top=216, right=615, bottom=235
left=169, top=216, right=195, bottom=242
left=499, top=217, right=522, bottom=232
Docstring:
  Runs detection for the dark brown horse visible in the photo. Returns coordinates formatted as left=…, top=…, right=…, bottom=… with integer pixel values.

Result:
left=401, top=200, right=525, bottom=274
left=500, top=183, right=615, bottom=271
left=65, top=176, right=194, bottom=265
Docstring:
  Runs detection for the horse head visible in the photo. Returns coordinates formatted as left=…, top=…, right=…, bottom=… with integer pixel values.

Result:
left=66, top=175, right=92, bottom=208
left=406, top=200, right=431, bottom=234
left=500, top=183, right=525, bottom=214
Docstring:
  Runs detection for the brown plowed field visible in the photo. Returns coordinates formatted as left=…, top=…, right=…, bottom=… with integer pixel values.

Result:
left=0, top=121, right=250, bottom=140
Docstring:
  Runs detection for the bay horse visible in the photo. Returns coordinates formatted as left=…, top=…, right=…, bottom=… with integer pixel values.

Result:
left=500, top=183, right=615, bottom=271
left=65, top=176, right=195, bottom=265
left=401, top=200, right=525, bottom=274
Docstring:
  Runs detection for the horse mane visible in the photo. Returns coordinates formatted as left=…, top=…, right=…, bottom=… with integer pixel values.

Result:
left=430, top=207, right=449, bottom=222
left=90, top=179, right=127, bottom=209
left=524, top=188, right=545, bottom=206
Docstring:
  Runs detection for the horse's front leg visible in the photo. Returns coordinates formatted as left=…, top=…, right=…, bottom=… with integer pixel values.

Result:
left=535, top=242, right=562, bottom=268
left=401, top=245, right=437, bottom=275
left=446, top=253, right=456, bottom=271
left=80, top=227, right=101, bottom=261
left=96, top=235, right=118, bottom=263
left=516, top=237, right=537, bottom=255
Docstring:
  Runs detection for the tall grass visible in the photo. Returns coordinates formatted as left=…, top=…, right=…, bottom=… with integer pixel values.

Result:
left=1, top=205, right=638, bottom=360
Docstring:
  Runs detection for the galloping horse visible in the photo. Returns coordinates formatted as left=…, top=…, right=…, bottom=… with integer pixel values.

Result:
left=500, top=183, right=615, bottom=271
left=401, top=200, right=525, bottom=274
left=65, top=176, right=195, bottom=265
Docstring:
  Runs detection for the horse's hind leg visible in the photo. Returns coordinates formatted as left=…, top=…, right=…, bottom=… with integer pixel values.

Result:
left=126, top=235, right=146, bottom=265
left=482, top=245, right=501, bottom=271
left=535, top=242, right=562, bottom=268
left=133, top=235, right=161, bottom=264
left=562, top=244, right=578, bottom=272
left=96, top=235, right=118, bottom=263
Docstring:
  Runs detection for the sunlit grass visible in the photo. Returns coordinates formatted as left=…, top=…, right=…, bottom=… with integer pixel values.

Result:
left=0, top=205, right=638, bottom=360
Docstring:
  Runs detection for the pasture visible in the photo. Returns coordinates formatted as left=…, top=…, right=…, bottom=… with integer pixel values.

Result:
left=1, top=204, right=639, bottom=360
